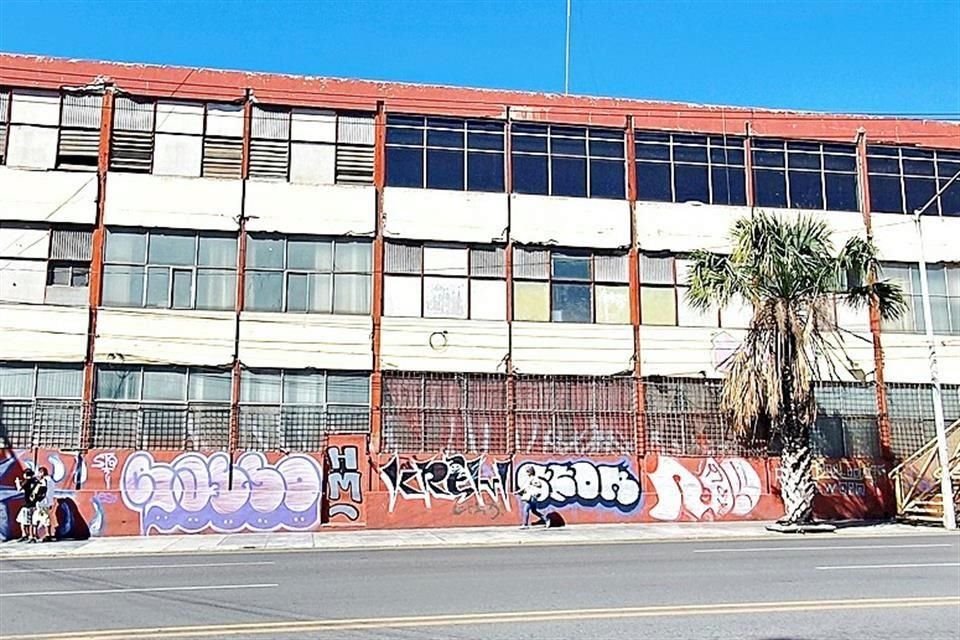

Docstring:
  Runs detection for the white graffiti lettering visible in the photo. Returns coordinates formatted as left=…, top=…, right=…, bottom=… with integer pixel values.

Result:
left=648, top=455, right=762, bottom=521
left=515, top=460, right=641, bottom=512
left=379, top=454, right=511, bottom=513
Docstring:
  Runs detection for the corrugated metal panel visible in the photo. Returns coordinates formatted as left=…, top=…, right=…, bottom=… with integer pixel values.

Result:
left=595, top=253, right=629, bottom=282
left=338, top=115, right=375, bottom=145
left=113, top=96, right=155, bottom=132
left=0, top=124, right=7, bottom=163
left=61, top=93, right=103, bottom=129
left=335, top=144, right=374, bottom=185
left=50, top=228, right=93, bottom=261
left=470, top=246, right=505, bottom=278
left=640, top=255, right=674, bottom=284
left=110, top=130, right=154, bottom=173
left=202, top=136, right=243, bottom=179
left=249, top=139, right=289, bottom=179
left=513, top=247, right=549, bottom=280
left=384, top=242, right=422, bottom=274
left=252, top=106, right=290, bottom=140
left=0, top=92, right=9, bottom=122
left=56, top=129, right=100, bottom=170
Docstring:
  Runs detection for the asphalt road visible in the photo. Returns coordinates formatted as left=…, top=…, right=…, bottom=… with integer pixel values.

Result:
left=1, top=533, right=958, bottom=640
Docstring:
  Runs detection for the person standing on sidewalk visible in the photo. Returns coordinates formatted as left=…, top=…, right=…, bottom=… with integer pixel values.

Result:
left=14, top=468, right=38, bottom=542
left=516, top=467, right=548, bottom=528
left=31, top=467, right=57, bottom=543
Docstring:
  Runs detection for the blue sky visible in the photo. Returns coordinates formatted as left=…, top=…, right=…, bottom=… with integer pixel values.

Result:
left=1, top=0, right=958, bottom=116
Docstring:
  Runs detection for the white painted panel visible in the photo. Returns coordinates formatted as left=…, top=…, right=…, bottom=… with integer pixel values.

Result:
left=423, top=246, right=467, bottom=275
left=105, top=172, right=241, bottom=231
left=95, top=308, right=235, bottom=366
left=383, top=275, right=422, bottom=317
left=383, top=187, right=508, bottom=243
left=720, top=296, right=753, bottom=329
left=291, top=109, right=336, bottom=142
left=0, top=227, right=49, bottom=259
left=470, top=279, right=506, bottom=320
left=205, top=103, right=244, bottom=137
left=290, top=142, right=335, bottom=185
left=5, top=125, right=58, bottom=169
left=836, top=301, right=870, bottom=333
left=511, top=194, right=630, bottom=248
left=0, top=167, right=98, bottom=223
left=380, top=317, right=509, bottom=374
left=0, top=302, right=88, bottom=361
left=153, top=133, right=203, bottom=177
left=0, top=259, right=46, bottom=302
left=873, top=214, right=960, bottom=264
left=10, top=91, right=60, bottom=126
left=511, top=322, right=633, bottom=375
left=244, top=181, right=375, bottom=235
left=883, top=333, right=960, bottom=384
left=640, top=326, right=744, bottom=377
left=155, top=101, right=204, bottom=134
left=239, top=313, right=372, bottom=370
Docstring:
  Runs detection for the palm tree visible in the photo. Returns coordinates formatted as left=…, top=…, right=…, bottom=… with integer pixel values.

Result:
left=685, top=211, right=905, bottom=526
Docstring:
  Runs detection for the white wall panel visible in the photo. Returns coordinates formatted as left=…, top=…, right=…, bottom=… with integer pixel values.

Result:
left=289, top=142, right=335, bottom=185
left=205, top=104, right=244, bottom=137
left=155, top=101, right=204, bottom=134
left=239, top=313, right=372, bottom=370
left=511, top=194, right=630, bottom=248
left=95, top=308, right=235, bottom=366
left=470, top=279, right=507, bottom=320
left=10, top=91, right=61, bottom=126
left=380, top=317, right=508, bottom=373
left=0, top=303, right=88, bottom=361
left=5, top=125, right=58, bottom=169
left=872, top=213, right=960, bottom=263
left=0, top=259, right=46, bottom=302
left=384, top=188, right=508, bottom=243
left=291, top=109, right=336, bottom=142
left=0, top=168, right=98, bottom=223
left=105, top=172, right=241, bottom=231
left=0, top=227, right=49, bottom=259
left=640, top=326, right=745, bottom=377
left=883, top=333, right=960, bottom=384
left=244, top=181, right=375, bottom=235
left=511, top=322, right=633, bottom=375
left=153, top=133, right=202, bottom=177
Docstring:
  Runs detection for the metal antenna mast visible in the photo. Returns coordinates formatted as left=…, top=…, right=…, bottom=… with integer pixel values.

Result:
left=564, top=0, right=571, bottom=95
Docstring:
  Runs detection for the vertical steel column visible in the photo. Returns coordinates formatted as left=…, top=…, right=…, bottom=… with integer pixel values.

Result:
left=625, top=117, right=644, bottom=453
left=504, top=107, right=517, bottom=455
left=369, top=101, right=386, bottom=456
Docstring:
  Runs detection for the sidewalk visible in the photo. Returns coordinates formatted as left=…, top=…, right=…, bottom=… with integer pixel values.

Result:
left=0, top=521, right=950, bottom=560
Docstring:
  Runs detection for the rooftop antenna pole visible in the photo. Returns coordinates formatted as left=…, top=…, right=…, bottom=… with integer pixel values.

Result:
left=564, top=0, right=571, bottom=95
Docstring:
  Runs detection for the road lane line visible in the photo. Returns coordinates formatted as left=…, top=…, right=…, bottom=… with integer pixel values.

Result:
left=816, top=562, right=960, bottom=570
left=0, top=583, right=278, bottom=598
left=0, top=561, right=274, bottom=575
left=694, top=543, right=952, bottom=553
left=3, top=596, right=957, bottom=639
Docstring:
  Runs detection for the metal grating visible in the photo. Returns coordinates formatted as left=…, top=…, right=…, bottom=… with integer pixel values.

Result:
left=385, top=242, right=422, bottom=274
left=110, top=129, right=154, bottom=173
left=812, top=382, right=880, bottom=458
left=887, top=382, right=960, bottom=462
left=513, top=247, right=550, bottom=280
left=248, top=138, right=289, bottom=179
left=91, top=403, right=232, bottom=450
left=56, top=129, right=100, bottom=170
left=335, top=144, right=374, bottom=185
left=0, top=400, right=84, bottom=450
left=595, top=253, right=629, bottom=282
left=202, top=136, right=243, bottom=179
left=337, top=115, right=375, bottom=145
left=113, top=96, right=155, bottom=132
left=61, top=92, right=103, bottom=129
left=0, top=124, right=6, bottom=163
left=470, top=246, right=506, bottom=278
left=0, top=92, right=8, bottom=123
left=50, top=228, right=93, bottom=261
left=238, top=406, right=369, bottom=452
left=251, top=106, right=290, bottom=140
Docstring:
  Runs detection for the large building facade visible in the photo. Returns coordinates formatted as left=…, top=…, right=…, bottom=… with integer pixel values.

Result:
left=0, top=54, right=958, bottom=536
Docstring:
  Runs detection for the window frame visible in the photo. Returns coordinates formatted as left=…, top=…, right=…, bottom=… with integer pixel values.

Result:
left=867, top=145, right=960, bottom=216
left=634, top=131, right=747, bottom=206
left=881, top=261, right=960, bottom=334
left=750, top=138, right=859, bottom=212
left=0, top=362, right=84, bottom=400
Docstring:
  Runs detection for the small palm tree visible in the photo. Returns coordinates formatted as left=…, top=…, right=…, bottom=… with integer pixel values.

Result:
left=686, top=211, right=905, bottom=526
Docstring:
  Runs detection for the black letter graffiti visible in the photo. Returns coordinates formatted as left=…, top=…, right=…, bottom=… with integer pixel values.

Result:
left=327, top=446, right=362, bottom=522
left=379, top=454, right=512, bottom=513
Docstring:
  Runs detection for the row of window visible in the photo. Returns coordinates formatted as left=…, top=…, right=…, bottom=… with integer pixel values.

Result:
left=3, top=90, right=956, bottom=214
left=883, top=263, right=960, bottom=335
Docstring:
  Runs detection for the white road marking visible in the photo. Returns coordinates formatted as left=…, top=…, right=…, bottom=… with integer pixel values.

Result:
left=694, top=543, right=952, bottom=553
left=0, top=583, right=279, bottom=598
left=0, top=561, right=274, bottom=575
left=816, top=562, right=960, bottom=571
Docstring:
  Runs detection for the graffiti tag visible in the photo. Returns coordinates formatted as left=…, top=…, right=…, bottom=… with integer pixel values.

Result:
left=514, top=460, right=642, bottom=512
left=648, top=455, right=762, bottom=521
left=327, top=445, right=362, bottom=522
left=379, top=454, right=511, bottom=513
left=91, top=452, right=119, bottom=490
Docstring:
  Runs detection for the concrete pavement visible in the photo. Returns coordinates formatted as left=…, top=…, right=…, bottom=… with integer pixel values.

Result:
left=0, top=532, right=958, bottom=639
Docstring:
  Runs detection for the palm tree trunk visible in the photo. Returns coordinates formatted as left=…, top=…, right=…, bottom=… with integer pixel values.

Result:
left=779, top=431, right=815, bottom=524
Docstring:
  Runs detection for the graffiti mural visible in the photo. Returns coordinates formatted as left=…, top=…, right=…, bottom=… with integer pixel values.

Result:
left=515, top=460, right=642, bottom=513
left=647, top=455, right=763, bottom=521
left=327, top=445, right=362, bottom=522
left=121, top=451, right=324, bottom=535
left=812, top=459, right=887, bottom=498
left=379, top=453, right=511, bottom=514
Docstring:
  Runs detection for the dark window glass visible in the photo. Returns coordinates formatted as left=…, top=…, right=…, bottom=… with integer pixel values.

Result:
left=753, top=150, right=785, bottom=168
left=589, top=140, right=624, bottom=159
left=637, top=161, right=672, bottom=202
left=589, top=159, right=625, bottom=199
left=787, top=141, right=820, bottom=152
left=468, top=132, right=504, bottom=151
left=467, top=152, right=504, bottom=192
left=674, top=164, right=710, bottom=203
left=386, top=147, right=423, bottom=188
left=868, top=174, right=904, bottom=213
left=905, top=177, right=938, bottom=215
left=426, top=148, right=464, bottom=190
left=512, top=153, right=548, bottom=194
left=711, top=147, right=744, bottom=165
left=551, top=156, right=587, bottom=197
left=754, top=169, right=787, bottom=207
left=635, top=131, right=670, bottom=143
left=552, top=253, right=591, bottom=280
left=512, top=135, right=547, bottom=153
left=825, top=173, right=859, bottom=212
left=386, top=127, right=423, bottom=146
left=551, top=283, right=592, bottom=323
left=867, top=145, right=898, bottom=157
left=787, top=152, right=821, bottom=170
left=635, top=143, right=670, bottom=161
left=789, top=171, right=824, bottom=209
left=551, top=136, right=586, bottom=156
left=711, top=166, right=746, bottom=206
left=868, top=156, right=901, bottom=174
left=673, top=145, right=708, bottom=163
left=824, top=154, right=856, bottom=171
left=940, top=180, right=960, bottom=216
left=468, top=120, right=503, bottom=133
left=903, top=159, right=935, bottom=176
left=387, top=115, right=423, bottom=127
left=426, top=129, right=464, bottom=149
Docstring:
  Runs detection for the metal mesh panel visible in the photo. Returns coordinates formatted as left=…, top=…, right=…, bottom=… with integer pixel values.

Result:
left=812, top=382, right=880, bottom=458
left=470, top=246, right=506, bottom=278
left=0, top=400, right=84, bottom=450
left=110, top=129, right=153, bottom=173
left=337, top=115, right=375, bottom=145
left=887, top=382, right=960, bottom=462
left=594, top=254, right=629, bottom=282
left=515, top=375, right=636, bottom=455
left=0, top=124, right=7, bottom=163
left=50, top=229, right=92, bottom=261
left=0, top=401, right=35, bottom=449
left=61, top=93, right=102, bottom=129
left=91, top=404, right=231, bottom=450
left=251, top=106, right=290, bottom=140
left=238, top=406, right=368, bottom=451
left=202, top=136, right=243, bottom=178
left=385, top=242, right=422, bottom=274
left=513, top=247, right=549, bottom=280
left=113, top=96, right=155, bottom=132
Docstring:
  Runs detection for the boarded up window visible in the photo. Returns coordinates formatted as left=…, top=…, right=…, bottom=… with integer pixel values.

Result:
left=56, top=93, right=102, bottom=170
left=110, top=96, right=155, bottom=173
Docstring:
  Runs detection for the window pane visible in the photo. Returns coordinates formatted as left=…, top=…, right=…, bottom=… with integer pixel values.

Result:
left=383, top=275, right=421, bottom=316
left=673, top=144, right=708, bottom=163
left=308, top=273, right=332, bottom=313
left=552, top=283, right=592, bottom=322
left=241, top=370, right=281, bottom=403
left=71, top=267, right=90, bottom=287
left=334, top=273, right=371, bottom=314
left=244, top=271, right=283, bottom=312
left=189, top=370, right=231, bottom=402
left=36, top=366, right=82, bottom=398
left=142, top=368, right=186, bottom=401
left=641, top=287, right=677, bottom=325
left=636, top=161, right=672, bottom=201
left=172, top=269, right=193, bottom=309
left=711, top=166, right=746, bottom=205
left=426, top=148, right=465, bottom=190
left=197, top=236, right=236, bottom=267
left=467, top=132, right=504, bottom=151
left=940, top=180, right=960, bottom=216
left=788, top=152, right=821, bottom=170
left=595, top=285, right=630, bottom=324
left=788, top=171, right=824, bottom=209
left=97, top=368, right=140, bottom=400
left=467, top=151, right=504, bottom=192
left=335, top=241, right=372, bottom=272
left=641, top=255, right=674, bottom=284
left=754, top=169, right=787, bottom=207
left=552, top=253, right=591, bottom=280
left=825, top=173, right=859, bottom=212
left=105, top=230, right=146, bottom=263
left=145, top=267, right=170, bottom=308
left=753, top=149, right=785, bottom=167
left=327, top=374, right=370, bottom=405
left=674, top=164, right=710, bottom=203
left=196, top=269, right=235, bottom=310
left=103, top=265, right=145, bottom=307
left=551, top=156, right=587, bottom=197
left=288, top=239, right=332, bottom=271
left=286, top=273, right=308, bottom=313
left=148, top=232, right=195, bottom=266
left=514, top=281, right=549, bottom=321
left=512, top=153, right=548, bottom=194
left=386, top=125, right=423, bottom=145
left=283, top=372, right=325, bottom=404
left=247, top=236, right=285, bottom=269
left=590, top=159, right=625, bottom=199
left=386, top=146, right=423, bottom=188
left=635, top=142, right=670, bottom=161
left=423, top=277, right=468, bottom=319
left=905, top=177, right=938, bottom=215
left=0, top=365, right=34, bottom=397
left=426, top=128, right=464, bottom=149
left=49, top=265, right=70, bottom=286
left=868, top=175, right=903, bottom=213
